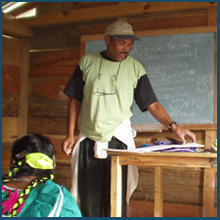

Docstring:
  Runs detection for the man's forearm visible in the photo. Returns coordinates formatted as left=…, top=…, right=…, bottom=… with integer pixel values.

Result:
left=67, top=98, right=82, bottom=136
left=148, top=102, right=173, bottom=127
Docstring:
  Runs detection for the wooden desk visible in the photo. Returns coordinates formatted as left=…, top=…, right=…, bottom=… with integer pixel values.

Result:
left=108, top=151, right=217, bottom=217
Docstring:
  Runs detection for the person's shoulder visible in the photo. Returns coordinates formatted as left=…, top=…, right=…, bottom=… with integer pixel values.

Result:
left=82, top=52, right=101, bottom=60
left=79, top=52, right=101, bottom=66
left=47, top=182, right=75, bottom=201
left=32, top=181, right=76, bottom=204
left=125, top=55, right=146, bottom=77
left=19, top=181, right=63, bottom=217
left=127, top=55, right=143, bottom=65
left=127, top=55, right=146, bottom=71
left=34, top=180, right=72, bottom=199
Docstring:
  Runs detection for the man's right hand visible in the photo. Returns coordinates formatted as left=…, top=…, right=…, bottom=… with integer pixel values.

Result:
left=62, top=135, right=75, bottom=156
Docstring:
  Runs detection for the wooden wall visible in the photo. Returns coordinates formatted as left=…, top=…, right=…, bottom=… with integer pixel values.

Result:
left=2, top=2, right=217, bottom=217
left=2, top=36, right=30, bottom=170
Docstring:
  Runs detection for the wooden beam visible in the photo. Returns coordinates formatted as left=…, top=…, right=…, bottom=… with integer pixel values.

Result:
left=145, top=2, right=216, bottom=13
left=9, top=2, right=43, bottom=17
left=2, top=12, right=15, bottom=20
left=18, top=2, right=216, bottom=27
left=131, top=123, right=217, bottom=132
left=18, top=2, right=148, bottom=27
left=2, top=18, right=33, bottom=38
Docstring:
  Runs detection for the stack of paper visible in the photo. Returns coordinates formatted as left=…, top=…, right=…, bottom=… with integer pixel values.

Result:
left=106, top=143, right=204, bottom=153
left=136, top=142, right=204, bottom=153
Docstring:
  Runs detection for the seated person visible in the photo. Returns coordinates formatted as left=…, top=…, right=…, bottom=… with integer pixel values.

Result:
left=2, top=133, right=82, bottom=217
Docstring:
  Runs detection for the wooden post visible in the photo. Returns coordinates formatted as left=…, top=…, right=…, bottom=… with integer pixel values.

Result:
left=18, top=39, right=30, bottom=138
left=208, top=6, right=217, bottom=26
left=110, top=155, right=122, bottom=217
left=205, top=130, right=217, bottom=149
left=154, top=166, right=163, bottom=217
left=203, top=167, right=215, bottom=217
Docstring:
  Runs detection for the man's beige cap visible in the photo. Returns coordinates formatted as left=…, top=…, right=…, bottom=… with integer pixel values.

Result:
left=105, top=21, right=140, bottom=40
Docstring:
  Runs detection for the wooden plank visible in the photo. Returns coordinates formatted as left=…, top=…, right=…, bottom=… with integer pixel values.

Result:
left=136, top=25, right=217, bottom=37
left=30, top=49, right=80, bottom=77
left=109, top=151, right=217, bottom=158
left=27, top=116, right=67, bottom=135
left=154, top=167, right=163, bottom=217
left=2, top=18, right=33, bottom=38
left=132, top=123, right=217, bottom=132
left=120, top=156, right=216, bottom=168
left=113, top=152, right=217, bottom=169
left=30, top=49, right=80, bottom=66
left=144, top=2, right=216, bottom=13
left=28, top=95, right=69, bottom=118
left=29, top=78, right=70, bottom=101
left=36, top=2, right=117, bottom=14
left=129, top=13, right=208, bottom=30
left=18, top=2, right=148, bottom=27
left=69, top=11, right=208, bottom=39
left=19, top=2, right=216, bottom=27
left=2, top=117, right=18, bottom=143
left=2, top=93, right=19, bottom=117
left=30, top=61, right=78, bottom=78
left=82, top=26, right=217, bottom=42
left=30, top=12, right=208, bottom=50
left=208, top=6, right=217, bottom=25
left=2, top=37, right=21, bottom=66
left=203, top=168, right=215, bottom=217
left=78, top=13, right=207, bottom=36
left=2, top=64, right=20, bottom=93
left=29, top=77, right=70, bottom=118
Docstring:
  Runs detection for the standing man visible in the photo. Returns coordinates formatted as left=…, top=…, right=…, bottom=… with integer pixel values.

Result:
left=63, top=21, right=196, bottom=217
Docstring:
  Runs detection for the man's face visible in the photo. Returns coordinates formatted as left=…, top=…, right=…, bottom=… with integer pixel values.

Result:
left=105, top=36, right=134, bottom=61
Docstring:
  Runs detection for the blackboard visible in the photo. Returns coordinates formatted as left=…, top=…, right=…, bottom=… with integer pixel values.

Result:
left=84, top=30, right=216, bottom=125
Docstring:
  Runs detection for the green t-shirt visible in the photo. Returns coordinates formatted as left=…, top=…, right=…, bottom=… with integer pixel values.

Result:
left=79, top=52, right=146, bottom=142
